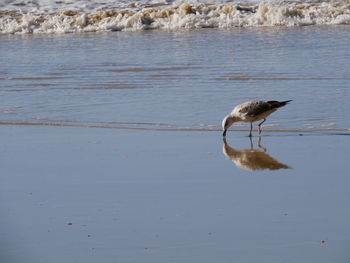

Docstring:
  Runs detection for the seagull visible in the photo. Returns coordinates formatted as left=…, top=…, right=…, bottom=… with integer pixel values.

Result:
left=222, top=100, right=292, bottom=137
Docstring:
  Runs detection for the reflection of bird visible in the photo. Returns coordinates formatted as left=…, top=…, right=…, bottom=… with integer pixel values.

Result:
left=222, top=100, right=292, bottom=137
left=223, top=137, right=290, bottom=171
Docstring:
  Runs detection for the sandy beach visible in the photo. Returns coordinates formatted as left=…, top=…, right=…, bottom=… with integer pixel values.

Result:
left=1, top=2, right=350, bottom=261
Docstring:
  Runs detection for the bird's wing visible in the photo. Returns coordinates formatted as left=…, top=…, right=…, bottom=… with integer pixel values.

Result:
left=237, top=101, right=271, bottom=117
left=267, top=100, right=292, bottom=109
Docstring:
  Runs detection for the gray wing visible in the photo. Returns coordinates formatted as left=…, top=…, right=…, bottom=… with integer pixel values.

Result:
left=237, top=101, right=271, bottom=117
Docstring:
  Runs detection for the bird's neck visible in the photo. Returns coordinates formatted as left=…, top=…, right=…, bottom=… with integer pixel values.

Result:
left=228, top=115, right=240, bottom=124
left=225, top=115, right=238, bottom=129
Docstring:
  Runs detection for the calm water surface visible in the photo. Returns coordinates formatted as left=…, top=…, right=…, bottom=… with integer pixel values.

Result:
left=0, top=27, right=350, bottom=263
left=1, top=26, right=350, bottom=131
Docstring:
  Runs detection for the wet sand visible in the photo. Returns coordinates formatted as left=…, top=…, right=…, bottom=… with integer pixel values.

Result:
left=0, top=120, right=349, bottom=135
left=1, top=27, right=350, bottom=262
left=0, top=125, right=349, bottom=263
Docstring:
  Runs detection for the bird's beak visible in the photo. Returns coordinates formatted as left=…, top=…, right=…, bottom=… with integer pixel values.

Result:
left=223, top=130, right=227, bottom=137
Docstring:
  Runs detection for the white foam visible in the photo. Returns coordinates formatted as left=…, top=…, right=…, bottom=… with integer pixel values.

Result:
left=1, top=0, right=350, bottom=34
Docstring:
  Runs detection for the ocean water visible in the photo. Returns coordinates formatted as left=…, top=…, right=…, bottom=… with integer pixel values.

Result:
left=1, top=1, right=350, bottom=263
left=1, top=0, right=350, bottom=34
left=1, top=27, right=350, bottom=132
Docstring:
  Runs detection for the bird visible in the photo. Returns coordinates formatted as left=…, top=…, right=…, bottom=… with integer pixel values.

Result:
left=222, top=100, right=292, bottom=137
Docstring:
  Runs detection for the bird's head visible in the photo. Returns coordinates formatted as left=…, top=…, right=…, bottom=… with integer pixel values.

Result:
left=222, top=115, right=237, bottom=137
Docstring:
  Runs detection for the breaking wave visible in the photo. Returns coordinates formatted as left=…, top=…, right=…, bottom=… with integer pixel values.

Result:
left=1, top=0, right=350, bottom=34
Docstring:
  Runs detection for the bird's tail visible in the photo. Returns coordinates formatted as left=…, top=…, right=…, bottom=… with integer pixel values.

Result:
left=267, top=100, right=292, bottom=109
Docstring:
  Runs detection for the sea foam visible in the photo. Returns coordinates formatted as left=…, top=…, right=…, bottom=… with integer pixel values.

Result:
left=1, top=0, right=350, bottom=34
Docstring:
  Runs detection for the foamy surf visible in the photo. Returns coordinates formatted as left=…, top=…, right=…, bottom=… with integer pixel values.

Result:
left=1, top=0, right=350, bottom=34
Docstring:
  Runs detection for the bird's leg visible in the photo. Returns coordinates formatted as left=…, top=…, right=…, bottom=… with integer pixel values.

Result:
left=257, top=136, right=267, bottom=152
left=258, top=118, right=266, bottom=134
left=248, top=123, right=253, bottom=137
left=249, top=136, right=253, bottom=149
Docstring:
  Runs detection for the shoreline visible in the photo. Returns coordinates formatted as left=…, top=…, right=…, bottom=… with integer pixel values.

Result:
left=1, top=120, right=349, bottom=135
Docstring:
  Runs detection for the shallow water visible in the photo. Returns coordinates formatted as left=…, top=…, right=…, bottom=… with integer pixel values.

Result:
left=1, top=27, right=350, bottom=133
left=1, top=26, right=350, bottom=262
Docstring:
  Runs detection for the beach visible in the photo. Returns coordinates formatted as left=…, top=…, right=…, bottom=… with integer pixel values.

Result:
left=1, top=126, right=349, bottom=263
left=1, top=0, right=350, bottom=262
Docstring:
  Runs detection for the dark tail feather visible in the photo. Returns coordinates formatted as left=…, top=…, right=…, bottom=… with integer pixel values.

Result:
left=267, top=100, right=292, bottom=109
